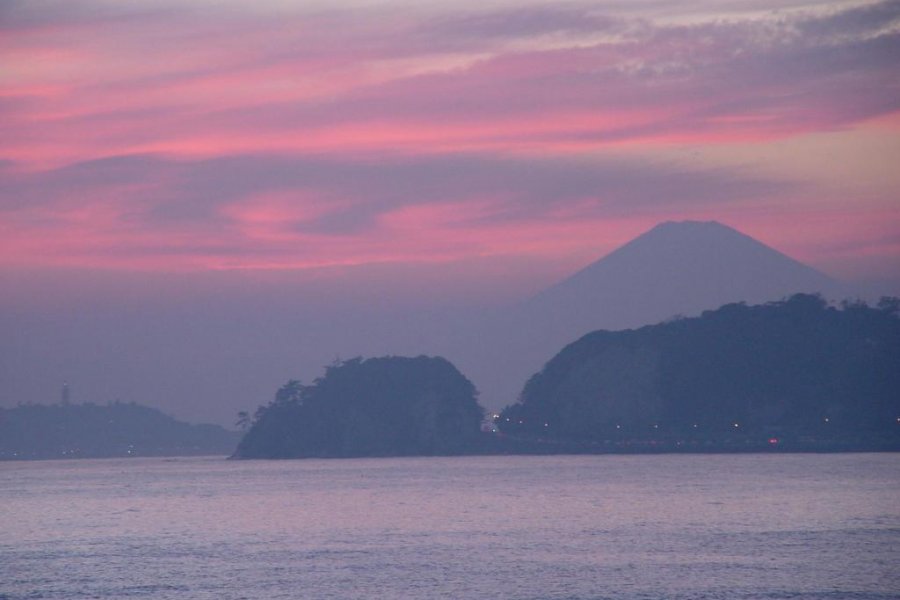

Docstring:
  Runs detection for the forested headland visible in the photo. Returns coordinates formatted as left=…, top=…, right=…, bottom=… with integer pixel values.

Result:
left=234, top=356, right=484, bottom=459
left=497, top=294, right=900, bottom=451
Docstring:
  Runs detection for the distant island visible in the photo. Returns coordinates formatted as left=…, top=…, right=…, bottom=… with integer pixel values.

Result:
left=497, top=294, right=900, bottom=452
left=0, top=401, right=240, bottom=460
left=234, top=356, right=483, bottom=459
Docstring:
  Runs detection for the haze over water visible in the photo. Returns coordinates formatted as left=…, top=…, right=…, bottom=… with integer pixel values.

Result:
left=3, top=454, right=899, bottom=599
left=3, top=0, right=900, bottom=425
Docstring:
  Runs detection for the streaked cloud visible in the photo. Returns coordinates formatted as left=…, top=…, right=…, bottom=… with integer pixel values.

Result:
left=0, top=0, right=898, bottom=280
left=0, top=151, right=794, bottom=269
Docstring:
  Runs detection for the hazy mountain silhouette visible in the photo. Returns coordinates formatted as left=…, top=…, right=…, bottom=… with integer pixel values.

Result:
left=526, top=220, right=839, bottom=331
left=0, top=401, right=240, bottom=460
left=454, top=220, right=845, bottom=411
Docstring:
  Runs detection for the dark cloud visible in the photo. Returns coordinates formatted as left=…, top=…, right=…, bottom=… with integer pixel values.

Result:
left=0, top=0, right=176, bottom=32
left=796, top=0, right=900, bottom=38
left=294, top=205, right=385, bottom=237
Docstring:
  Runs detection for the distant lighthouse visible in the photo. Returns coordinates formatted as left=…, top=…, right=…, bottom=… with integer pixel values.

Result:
left=61, top=382, right=71, bottom=405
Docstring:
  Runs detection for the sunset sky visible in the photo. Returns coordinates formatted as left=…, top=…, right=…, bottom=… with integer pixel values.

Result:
left=3, top=0, right=899, bottom=284
left=2, top=0, right=899, bottom=421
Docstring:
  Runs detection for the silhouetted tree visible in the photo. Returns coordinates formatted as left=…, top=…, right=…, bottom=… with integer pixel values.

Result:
left=235, top=411, right=251, bottom=432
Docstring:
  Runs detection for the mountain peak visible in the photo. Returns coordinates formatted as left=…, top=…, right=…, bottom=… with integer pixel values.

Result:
left=629, top=219, right=758, bottom=247
left=652, top=219, right=725, bottom=230
left=526, top=220, right=841, bottom=330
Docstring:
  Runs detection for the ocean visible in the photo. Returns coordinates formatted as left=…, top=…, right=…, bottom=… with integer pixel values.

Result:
left=2, top=453, right=898, bottom=599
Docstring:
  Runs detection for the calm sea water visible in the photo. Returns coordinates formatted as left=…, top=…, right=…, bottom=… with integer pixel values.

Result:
left=1, top=454, right=899, bottom=600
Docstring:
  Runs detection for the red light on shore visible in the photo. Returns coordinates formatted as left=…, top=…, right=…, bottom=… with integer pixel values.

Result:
left=768, top=438, right=779, bottom=444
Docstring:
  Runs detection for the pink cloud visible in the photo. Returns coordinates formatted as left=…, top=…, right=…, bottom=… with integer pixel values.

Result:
left=4, top=2, right=898, bottom=168
left=0, top=1, right=898, bottom=282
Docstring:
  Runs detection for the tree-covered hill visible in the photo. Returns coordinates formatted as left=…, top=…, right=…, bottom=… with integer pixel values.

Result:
left=234, top=356, right=484, bottom=459
left=497, top=294, right=900, bottom=451
left=0, top=401, right=240, bottom=460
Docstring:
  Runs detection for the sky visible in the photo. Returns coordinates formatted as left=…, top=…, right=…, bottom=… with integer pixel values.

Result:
left=2, top=0, right=899, bottom=423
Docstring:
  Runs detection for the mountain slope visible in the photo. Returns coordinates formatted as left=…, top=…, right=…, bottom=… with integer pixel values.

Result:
left=496, top=294, right=900, bottom=450
left=526, top=220, right=840, bottom=331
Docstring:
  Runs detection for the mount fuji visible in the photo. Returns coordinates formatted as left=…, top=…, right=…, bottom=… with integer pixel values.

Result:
left=525, top=220, right=840, bottom=334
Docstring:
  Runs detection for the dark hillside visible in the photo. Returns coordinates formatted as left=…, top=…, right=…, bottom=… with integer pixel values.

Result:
left=234, top=356, right=484, bottom=459
left=498, top=295, right=900, bottom=450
